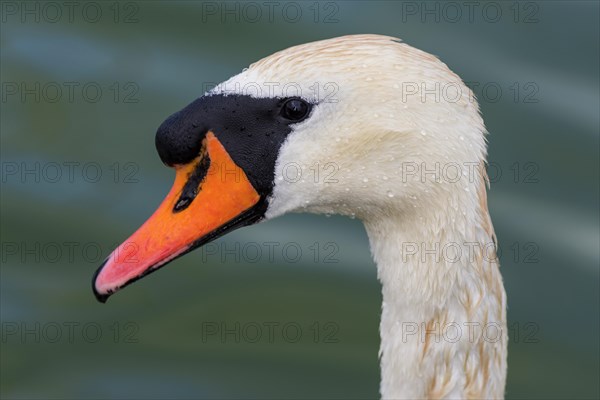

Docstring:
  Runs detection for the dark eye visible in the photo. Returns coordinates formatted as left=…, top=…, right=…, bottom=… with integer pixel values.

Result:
left=281, top=98, right=310, bottom=121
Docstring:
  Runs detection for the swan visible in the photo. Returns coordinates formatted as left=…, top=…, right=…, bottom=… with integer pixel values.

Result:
left=93, top=34, right=507, bottom=399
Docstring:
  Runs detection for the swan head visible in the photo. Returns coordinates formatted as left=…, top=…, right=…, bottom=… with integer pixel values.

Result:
left=93, top=34, right=488, bottom=302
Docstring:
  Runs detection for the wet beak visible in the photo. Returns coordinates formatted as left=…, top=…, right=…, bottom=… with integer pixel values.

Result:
left=92, top=132, right=263, bottom=302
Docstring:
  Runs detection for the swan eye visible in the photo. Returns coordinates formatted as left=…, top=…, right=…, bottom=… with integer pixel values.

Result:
left=281, top=98, right=310, bottom=121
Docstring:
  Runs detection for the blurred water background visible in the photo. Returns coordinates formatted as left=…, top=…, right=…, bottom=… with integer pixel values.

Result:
left=1, top=1, right=599, bottom=398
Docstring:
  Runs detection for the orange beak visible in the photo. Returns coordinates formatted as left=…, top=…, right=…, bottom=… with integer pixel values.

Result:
left=93, top=132, right=262, bottom=302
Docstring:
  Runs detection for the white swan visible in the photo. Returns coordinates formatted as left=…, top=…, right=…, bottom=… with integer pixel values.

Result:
left=93, top=34, right=507, bottom=399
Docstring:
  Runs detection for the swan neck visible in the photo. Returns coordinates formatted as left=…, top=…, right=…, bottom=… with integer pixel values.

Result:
left=364, top=197, right=507, bottom=399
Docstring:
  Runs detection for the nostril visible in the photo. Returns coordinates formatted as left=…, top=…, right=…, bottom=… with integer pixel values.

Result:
left=173, top=151, right=211, bottom=213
